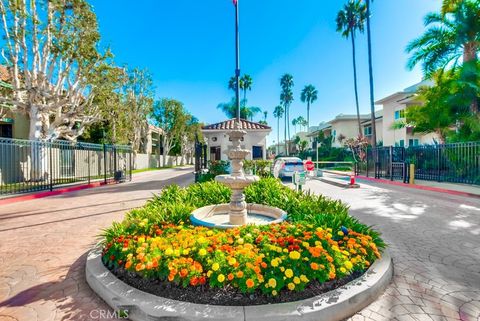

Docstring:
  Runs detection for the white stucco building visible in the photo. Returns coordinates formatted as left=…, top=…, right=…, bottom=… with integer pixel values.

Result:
left=375, top=81, right=438, bottom=147
left=201, top=119, right=271, bottom=161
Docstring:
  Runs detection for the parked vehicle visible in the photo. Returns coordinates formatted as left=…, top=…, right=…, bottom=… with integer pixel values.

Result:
left=273, top=157, right=306, bottom=179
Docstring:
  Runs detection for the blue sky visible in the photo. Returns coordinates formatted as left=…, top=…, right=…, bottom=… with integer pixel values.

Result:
left=90, top=0, right=441, bottom=144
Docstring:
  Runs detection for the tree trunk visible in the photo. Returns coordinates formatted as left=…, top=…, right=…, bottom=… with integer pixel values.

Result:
left=284, top=107, right=288, bottom=156
left=28, top=106, right=47, bottom=181
left=352, top=35, right=362, bottom=137
left=366, top=0, right=377, bottom=146
left=464, top=42, right=478, bottom=114
left=277, top=116, right=280, bottom=155
left=307, top=101, right=310, bottom=132
left=287, top=105, right=290, bottom=155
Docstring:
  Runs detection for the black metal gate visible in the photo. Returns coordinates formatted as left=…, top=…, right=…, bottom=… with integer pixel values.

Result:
left=194, top=135, right=208, bottom=182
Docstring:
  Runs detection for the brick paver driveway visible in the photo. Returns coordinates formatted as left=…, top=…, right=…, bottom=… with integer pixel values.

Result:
left=304, top=179, right=480, bottom=321
left=0, top=168, right=194, bottom=321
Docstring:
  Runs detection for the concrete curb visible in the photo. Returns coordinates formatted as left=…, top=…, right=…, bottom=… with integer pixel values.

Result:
left=356, top=175, right=480, bottom=199
left=86, top=246, right=393, bottom=321
left=0, top=180, right=117, bottom=206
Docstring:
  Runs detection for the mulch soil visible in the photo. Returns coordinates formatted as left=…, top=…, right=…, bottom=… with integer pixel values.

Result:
left=108, top=265, right=364, bottom=306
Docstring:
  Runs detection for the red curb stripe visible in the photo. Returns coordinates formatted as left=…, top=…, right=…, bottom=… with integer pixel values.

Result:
left=356, top=175, right=480, bottom=199
left=0, top=181, right=117, bottom=206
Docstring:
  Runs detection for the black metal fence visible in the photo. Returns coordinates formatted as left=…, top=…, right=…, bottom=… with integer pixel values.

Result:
left=0, top=138, right=133, bottom=196
left=363, top=142, right=480, bottom=185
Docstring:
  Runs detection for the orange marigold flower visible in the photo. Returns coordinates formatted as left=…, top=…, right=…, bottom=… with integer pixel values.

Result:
left=228, top=273, right=234, bottom=281
left=246, top=278, right=255, bottom=288
left=168, top=273, right=175, bottom=282
left=310, top=262, right=319, bottom=270
left=180, top=268, right=188, bottom=278
left=125, top=261, right=132, bottom=269
left=260, top=262, right=267, bottom=269
left=236, top=271, right=244, bottom=278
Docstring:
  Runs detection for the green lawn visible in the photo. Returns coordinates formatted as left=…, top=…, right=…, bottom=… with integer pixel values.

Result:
left=132, top=165, right=191, bottom=174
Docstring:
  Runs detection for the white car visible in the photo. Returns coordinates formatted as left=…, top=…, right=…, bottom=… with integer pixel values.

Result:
left=273, top=157, right=306, bottom=179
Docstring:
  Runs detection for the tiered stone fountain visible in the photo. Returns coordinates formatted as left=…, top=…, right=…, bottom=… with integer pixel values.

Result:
left=191, top=121, right=287, bottom=229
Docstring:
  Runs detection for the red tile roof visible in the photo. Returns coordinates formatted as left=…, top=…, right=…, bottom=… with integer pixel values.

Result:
left=202, top=118, right=271, bottom=131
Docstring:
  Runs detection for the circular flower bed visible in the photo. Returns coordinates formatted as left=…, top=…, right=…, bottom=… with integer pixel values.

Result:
left=101, top=178, right=385, bottom=305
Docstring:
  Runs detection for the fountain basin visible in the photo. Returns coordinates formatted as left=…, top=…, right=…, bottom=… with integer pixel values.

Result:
left=190, top=203, right=287, bottom=229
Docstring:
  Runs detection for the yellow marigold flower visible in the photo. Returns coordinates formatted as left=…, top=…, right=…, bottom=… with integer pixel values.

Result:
left=207, top=270, right=213, bottom=277
left=345, top=261, right=353, bottom=270
left=268, top=278, right=277, bottom=288
left=198, top=248, right=207, bottom=256
left=280, top=267, right=285, bottom=272
left=327, top=233, right=332, bottom=239
left=300, top=275, right=309, bottom=283
left=272, top=290, right=278, bottom=296
left=165, top=248, right=173, bottom=256
left=285, top=269, right=293, bottom=278
left=332, top=245, right=340, bottom=252
left=237, top=238, right=244, bottom=245
left=207, top=231, right=213, bottom=236
left=173, top=249, right=181, bottom=257
left=293, top=277, right=301, bottom=285
left=183, top=249, right=190, bottom=255
left=302, top=242, right=310, bottom=248
left=212, top=262, right=220, bottom=271
left=287, top=283, right=295, bottom=291
left=338, top=231, right=344, bottom=236
left=217, top=274, right=225, bottom=283
left=228, top=258, right=237, bottom=265
left=289, top=251, right=301, bottom=260
left=138, top=237, right=145, bottom=244
left=315, top=241, right=321, bottom=246
left=271, top=259, right=279, bottom=267
left=340, top=267, right=347, bottom=273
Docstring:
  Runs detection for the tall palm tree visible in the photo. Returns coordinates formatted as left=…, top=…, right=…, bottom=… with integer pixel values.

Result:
left=406, top=0, right=480, bottom=114
left=263, top=111, right=268, bottom=122
left=300, top=84, right=318, bottom=131
left=297, top=116, right=307, bottom=132
left=336, top=0, right=366, bottom=137
left=273, top=105, right=284, bottom=155
left=280, top=74, right=294, bottom=155
left=292, top=118, right=298, bottom=135
left=228, top=76, right=237, bottom=92
left=365, top=0, right=377, bottom=147
left=239, top=74, right=253, bottom=107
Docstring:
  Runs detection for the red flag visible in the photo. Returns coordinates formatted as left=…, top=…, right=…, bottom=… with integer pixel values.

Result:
left=233, top=0, right=237, bottom=5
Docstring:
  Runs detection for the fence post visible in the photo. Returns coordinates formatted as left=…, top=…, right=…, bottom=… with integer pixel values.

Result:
left=389, top=146, right=393, bottom=181
left=103, top=143, right=107, bottom=184
left=49, top=141, right=53, bottom=191
left=87, top=150, right=91, bottom=185
left=437, top=147, right=441, bottom=182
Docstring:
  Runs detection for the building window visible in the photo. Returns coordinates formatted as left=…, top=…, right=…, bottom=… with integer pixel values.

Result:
left=364, top=126, right=372, bottom=136
left=399, top=140, right=405, bottom=147
left=0, top=123, right=13, bottom=138
left=408, top=139, right=419, bottom=146
left=332, top=130, right=336, bottom=137
left=394, top=109, right=405, bottom=120
left=252, top=146, right=263, bottom=160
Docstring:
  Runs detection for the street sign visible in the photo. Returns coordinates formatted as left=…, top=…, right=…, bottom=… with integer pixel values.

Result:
left=305, top=160, right=315, bottom=171
left=293, top=171, right=306, bottom=186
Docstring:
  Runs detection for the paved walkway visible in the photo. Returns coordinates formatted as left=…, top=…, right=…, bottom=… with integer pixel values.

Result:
left=303, top=179, right=480, bottom=321
left=0, top=168, right=194, bottom=321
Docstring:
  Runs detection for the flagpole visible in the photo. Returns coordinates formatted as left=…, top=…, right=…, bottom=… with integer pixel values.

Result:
left=234, top=0, right=241, bottom=123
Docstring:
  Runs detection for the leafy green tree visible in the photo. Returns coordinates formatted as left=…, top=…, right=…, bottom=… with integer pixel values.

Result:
left=151, top=99, right=191, bottom=158
left=280, top=74, right=294, bottom=155
left=273, top=105, right=284, bottom=155
left=123, top=68, right=155, bottom=153
left=0, top=0, right=110, bottom=141
left=300, top=84, right=318, bottom=131
left=406, top=0, right=480, bottom=114
left=336, top=0, right=366, bottom=137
